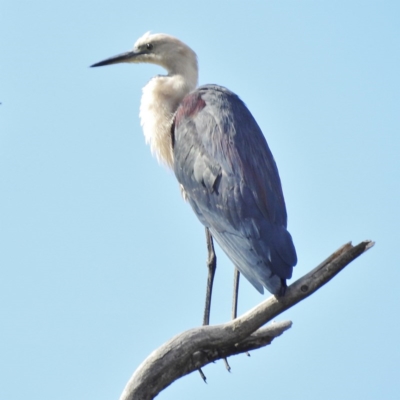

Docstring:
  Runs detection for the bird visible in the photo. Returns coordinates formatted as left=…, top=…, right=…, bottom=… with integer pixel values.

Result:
left=91, top=32, right=297, bottom=318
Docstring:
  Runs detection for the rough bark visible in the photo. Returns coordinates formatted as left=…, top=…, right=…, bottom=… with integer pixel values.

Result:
left=119, top=240, right=374, bottom=400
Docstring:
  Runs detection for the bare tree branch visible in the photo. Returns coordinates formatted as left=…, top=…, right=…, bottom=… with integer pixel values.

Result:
left=119, top=240, right=374, bottom=400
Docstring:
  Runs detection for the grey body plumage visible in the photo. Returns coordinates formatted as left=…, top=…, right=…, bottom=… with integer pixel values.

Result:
left=173, top=85, right=296, bottom=294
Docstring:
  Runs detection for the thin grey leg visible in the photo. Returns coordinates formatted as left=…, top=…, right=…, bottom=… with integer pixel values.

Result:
left=201, top=230, right=242, bottom=374
left=232, top=267, right=240, bottom=320
left=221, top=267, right=241, bottom=373
left=231, top=268, right=250, bottom=357
left=203, top=228, right=216, bottom=326
left=198, top=228, right=216, bottom=382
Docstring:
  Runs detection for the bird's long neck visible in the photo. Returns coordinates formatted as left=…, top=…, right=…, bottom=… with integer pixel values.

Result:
left=139, top=67, right=198, bottom=168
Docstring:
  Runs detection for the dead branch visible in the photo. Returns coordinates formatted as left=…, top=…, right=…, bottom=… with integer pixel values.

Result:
left=119, top=240, right=374, bottom=400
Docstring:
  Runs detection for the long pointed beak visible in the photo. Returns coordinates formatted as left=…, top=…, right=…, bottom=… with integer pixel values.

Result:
left=90, top=50, right=140, bottom=68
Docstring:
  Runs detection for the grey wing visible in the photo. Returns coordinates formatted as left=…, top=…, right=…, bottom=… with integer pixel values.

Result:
left=173, top=85, right=297, bottom=294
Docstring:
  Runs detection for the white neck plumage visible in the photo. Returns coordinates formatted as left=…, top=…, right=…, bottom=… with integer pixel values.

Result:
left=139, top=62, right=198, bottom=168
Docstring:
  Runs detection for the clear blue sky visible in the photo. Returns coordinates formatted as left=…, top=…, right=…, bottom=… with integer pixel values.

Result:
left=1, top=1, right=399, bottom=399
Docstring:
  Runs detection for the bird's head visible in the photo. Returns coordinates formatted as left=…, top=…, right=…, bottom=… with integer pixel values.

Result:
left=91, top=32, right=198, bottom=77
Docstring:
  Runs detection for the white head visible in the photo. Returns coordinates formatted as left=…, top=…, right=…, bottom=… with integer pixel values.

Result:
left=91, top=32, right=198, bottom=80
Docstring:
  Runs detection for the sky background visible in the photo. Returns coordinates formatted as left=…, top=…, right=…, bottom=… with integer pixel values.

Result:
left=1, top=1, right=399, bottom=399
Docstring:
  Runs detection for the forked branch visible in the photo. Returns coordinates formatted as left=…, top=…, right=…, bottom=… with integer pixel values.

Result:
left=119, top=240, right=374, bottom=400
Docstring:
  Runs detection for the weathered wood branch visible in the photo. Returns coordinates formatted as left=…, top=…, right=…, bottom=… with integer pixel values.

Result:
left=119, top=240, right=374, bottom=400
left=191, top=320, right=292, bottom=366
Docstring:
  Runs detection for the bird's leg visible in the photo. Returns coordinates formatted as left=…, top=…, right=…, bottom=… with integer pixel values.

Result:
left=197, top=228, right=216, bottom=382
left=219, top=268, right=242, bottom=373
left=221, top=267, right=240, bottom=372
left=232, top=267, right=240, bottom=320
left=202, top=229, right=235, bottom=373
left=203, top=228, right=216, bottom=326
left=231, top=268, right=250, bottom=357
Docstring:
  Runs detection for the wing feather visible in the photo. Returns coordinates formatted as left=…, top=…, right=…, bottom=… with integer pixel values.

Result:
left=173, top=85, right=296, bottom=294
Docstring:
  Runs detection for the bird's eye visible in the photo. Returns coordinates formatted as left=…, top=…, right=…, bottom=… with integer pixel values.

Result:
left=146, top=43, right=153, bottom=50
